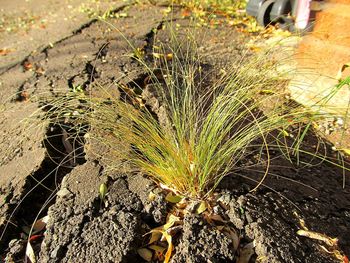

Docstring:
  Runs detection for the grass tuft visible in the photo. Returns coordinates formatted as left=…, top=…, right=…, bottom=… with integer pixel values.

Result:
left=34, top=23, right=349, bottom=200
left=65, top=28, right=343, bottom=200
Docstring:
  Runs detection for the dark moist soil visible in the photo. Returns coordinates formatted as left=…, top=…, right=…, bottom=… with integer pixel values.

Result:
left=0, top=3, right=350, bottom=263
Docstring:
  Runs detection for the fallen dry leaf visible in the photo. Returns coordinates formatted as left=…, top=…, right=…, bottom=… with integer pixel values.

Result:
left=165, top=225, right=182, bottom=236
left=196, top=201, right=207, bottom=214
left=29, top=234, right=43, bottom=242
left=20, top=90, right=30, bottom=102
left=32, top=215, right=49, bottom=233
left=297, top=229, right=338, bottom=247
left=23, top=61, right=33, bottom=71
left=163, top=231, right=173, bottom=263
left=35, top=66, right=45, bottom=75
left=181, top=9, right=191, bottom=18
left=0, top=48, right=15, bottom=56
left=149, top=244, right=166, bottom=253
left=165, top=192, right=183, bottom=203
left=163, top=214, right=181, bottom=231
left=24, top=242, right=36, bottom=263
left=148, top=229, right=174, bottom=263
left=137, top=248, right=153, bottom=262
left=148, top=230, right=162, bottom=245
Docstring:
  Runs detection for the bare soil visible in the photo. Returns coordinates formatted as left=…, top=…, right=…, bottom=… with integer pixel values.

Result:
left=0, top=2, right=349, bottom=263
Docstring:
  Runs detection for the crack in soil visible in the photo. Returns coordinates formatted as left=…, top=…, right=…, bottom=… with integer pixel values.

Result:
left=0, top=124, right=85, bottom=260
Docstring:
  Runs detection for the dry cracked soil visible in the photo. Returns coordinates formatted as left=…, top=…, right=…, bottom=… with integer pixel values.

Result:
left=0, top=1, right=350, bottom=263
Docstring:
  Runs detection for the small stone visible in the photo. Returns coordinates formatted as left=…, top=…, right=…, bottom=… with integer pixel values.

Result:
left=56, top=188, right=71, bottom=198
left=335, top=118, right=344, bottom=126
left=217, top=194, right=231, bottom=206
left=8, top=239, right=23, bottom=254
left=109, top=206, right=118, bottom=215
left=50, top=246, right=61, bottom=258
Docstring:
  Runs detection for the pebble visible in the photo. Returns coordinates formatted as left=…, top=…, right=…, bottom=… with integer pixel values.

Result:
left=217, top=193, right=231, bottom=206
left=316, top=116, right=345, bottom=135
left=50, top=246, right=61, bottom=258
left=56, top=187, right=71, bottom=198
left=8, top=239, right=23, bottom=254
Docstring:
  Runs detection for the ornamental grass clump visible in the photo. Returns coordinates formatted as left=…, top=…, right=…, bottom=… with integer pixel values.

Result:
left=79, top=33, right=324, bottom=200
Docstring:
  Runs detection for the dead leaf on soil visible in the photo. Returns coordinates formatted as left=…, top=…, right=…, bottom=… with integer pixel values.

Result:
left=0, top=48, right=15, bottom=56
left=165, top=225, right=182, bottom=236
left=35, top=66, right=45, bottom=75
left=159, top=183, right=180, bottom=194
left=175, top=198, right=188, bottom=210
left=196, top=200, right=207, bottom=214
left=20, top=90, right=30, bottom=102
left=181, top=9, right=191, bottom=18
left=137, top=248, right=153, bottom=262
left=149, top=244, right=167, bottom=253
left=297, top=229, right=338, bottom=247
left=24, top=242, right=36, bottom=263
left=319, top=245, right=349, bottom=263
left=148, top=229, right=174, bottom=263
left=162, top=231, right=173, bottom=263
left=295, top=213, right=346, bottom=263
left=23, top=61, right=33, bottom=71
left=163, top=214, right=181, bottom=231
left=144, top=211, right=182, bottom=262
left=165, top=192, right=183, bottom=203
left=204, top=213, right=226, bottom=224
left=32, top=215, right=49, bottom=233
left=29, top=234, right=43, bottom=243
left=147, top=230, right=162, bottom=245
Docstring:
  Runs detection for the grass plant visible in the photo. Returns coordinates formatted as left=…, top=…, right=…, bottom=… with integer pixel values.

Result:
left=15, top=16, right=348, bottom=204
left=46, top=25, right=349, bottom=200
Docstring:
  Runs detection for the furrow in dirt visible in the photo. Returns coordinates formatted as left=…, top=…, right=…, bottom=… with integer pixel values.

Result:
left=1, top=124, right=85, bottom=260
